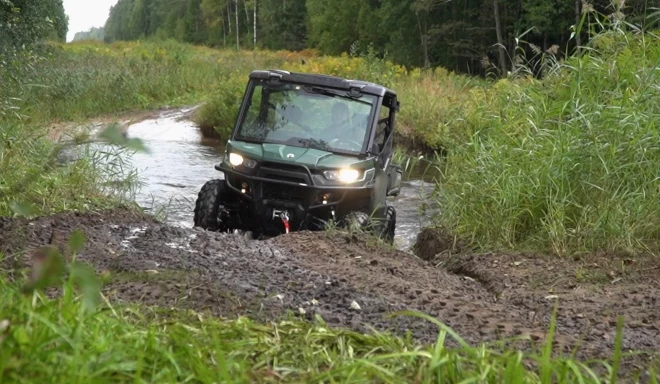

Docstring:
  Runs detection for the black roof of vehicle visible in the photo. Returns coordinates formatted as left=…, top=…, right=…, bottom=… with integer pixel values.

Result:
left=249, top=69, right=397, bottom=98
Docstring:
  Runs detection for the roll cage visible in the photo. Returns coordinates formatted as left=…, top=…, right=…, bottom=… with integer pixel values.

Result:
left=232, top=70, right=399, bottom=164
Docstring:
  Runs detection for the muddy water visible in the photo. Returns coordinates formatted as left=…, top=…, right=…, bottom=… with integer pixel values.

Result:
left=121, top=108, right=434, bottom=251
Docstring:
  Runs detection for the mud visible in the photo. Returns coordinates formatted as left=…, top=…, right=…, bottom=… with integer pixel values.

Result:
left=1, top=209, right=659, bottom=377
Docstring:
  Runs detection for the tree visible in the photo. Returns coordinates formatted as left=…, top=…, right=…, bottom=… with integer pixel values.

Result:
left=493, top=0, right=507, bottom=73
left=258, top=0, right=307, bottom=50
left=306, top=0, right=361, bottom=55
left=1, top=0, right=68, bottom=55
left=411, top=0, right=446, bottom=68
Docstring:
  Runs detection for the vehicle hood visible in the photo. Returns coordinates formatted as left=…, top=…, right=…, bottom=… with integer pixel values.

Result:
left=228, top=141, right=370, bottom=169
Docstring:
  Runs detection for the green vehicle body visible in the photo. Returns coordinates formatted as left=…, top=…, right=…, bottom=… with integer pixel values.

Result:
left=194, top=69, right=402, bottom=241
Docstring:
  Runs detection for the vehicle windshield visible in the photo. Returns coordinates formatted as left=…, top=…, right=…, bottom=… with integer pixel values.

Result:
left=235, top=82, right=377, bottom=154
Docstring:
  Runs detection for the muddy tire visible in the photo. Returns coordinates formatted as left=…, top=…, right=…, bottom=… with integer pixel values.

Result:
left=341, top=211, right=371, bottom=232
left=194, top=179, right=229, bottom=231
left=380, top=206, right=396, bottom=244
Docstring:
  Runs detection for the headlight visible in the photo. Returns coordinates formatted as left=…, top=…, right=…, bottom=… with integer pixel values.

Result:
left=228, top=153, right=257, bottom=168
left=324, top=168, right=360, bottom=183
left=229, top=153, right=244, bottom=166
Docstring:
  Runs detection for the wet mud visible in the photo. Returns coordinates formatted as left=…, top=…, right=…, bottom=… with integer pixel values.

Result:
left=1, top=209, right=658, bottom=376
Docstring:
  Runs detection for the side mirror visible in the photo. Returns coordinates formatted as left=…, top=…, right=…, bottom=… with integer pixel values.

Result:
left=386, top=164, right=402, bottom=197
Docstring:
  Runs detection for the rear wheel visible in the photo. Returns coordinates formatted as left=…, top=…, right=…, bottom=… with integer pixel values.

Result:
left=194, top=179, right=229, bottom=231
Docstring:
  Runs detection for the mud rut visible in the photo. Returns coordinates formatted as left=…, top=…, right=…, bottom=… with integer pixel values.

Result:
left=1, top=209, right=659, bottom=371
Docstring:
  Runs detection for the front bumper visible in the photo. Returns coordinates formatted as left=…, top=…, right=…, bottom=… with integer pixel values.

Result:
left=216, top=162, right=374, bottom=233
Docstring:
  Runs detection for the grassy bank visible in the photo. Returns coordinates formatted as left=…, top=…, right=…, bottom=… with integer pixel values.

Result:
left=434, top=29, right=660, bottom=256
left=1, top=40, right=294, bottom=126
left=0, top=266, right=640, bottom=383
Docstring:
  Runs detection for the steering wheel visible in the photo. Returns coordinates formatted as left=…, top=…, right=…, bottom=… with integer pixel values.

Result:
left=329, top=138, right=362, bottom=151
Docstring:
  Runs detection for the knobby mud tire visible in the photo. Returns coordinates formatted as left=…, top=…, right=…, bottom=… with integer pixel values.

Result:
left=342, top=211, right=371, bottom=232
left=193, top=179, right=228, bottom=232
left=381, top=205, right=396, bottom=244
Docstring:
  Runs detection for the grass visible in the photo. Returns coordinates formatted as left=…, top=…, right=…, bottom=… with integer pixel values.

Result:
left=0, top=120, right=140, bottom=217
left=434, top=25, right=660, bottom=256
left=0, top=266, right=649, bottom=384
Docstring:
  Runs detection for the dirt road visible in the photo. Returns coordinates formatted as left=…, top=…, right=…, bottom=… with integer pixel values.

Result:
left=1, top=209, right=658, bottom=373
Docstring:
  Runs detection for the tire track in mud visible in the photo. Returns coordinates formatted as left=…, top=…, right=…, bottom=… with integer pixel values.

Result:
left=1, top=209, right=659, bottom=369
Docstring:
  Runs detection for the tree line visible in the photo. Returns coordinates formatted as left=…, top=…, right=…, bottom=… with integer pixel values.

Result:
left=73, top=27, right=105, bottom=42
left=103, top=0, right=658, bottom=75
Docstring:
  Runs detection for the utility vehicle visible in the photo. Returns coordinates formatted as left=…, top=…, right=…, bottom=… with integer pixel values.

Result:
left=193, top=69, right=402, bottom=242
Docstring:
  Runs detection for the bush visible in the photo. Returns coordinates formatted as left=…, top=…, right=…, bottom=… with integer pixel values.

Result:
left=194, top=73, right=248, bottom=139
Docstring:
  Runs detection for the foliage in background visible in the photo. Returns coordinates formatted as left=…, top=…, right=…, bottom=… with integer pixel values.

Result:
left=71, top=26, right=104, bottom=42
left=435, top=11, right=660, bottom=256
left=101, top=0, right=660, bottom=75
left=0, top=0, right=68, bottom=59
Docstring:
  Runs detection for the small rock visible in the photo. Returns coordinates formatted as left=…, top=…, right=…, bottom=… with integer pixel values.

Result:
left=325, top=281, right=332, bottom=286
left=298, top=307, right=306, bottom=315
left=311, top=299, right=319, bottom=306
left=610, top=277, right=622, bottom=284
left=145, top=270, right=159, bottom=275
left=513, top=261, right=522, bottom=266
left=369, top=260, right=378, bottom=266
left=464, top=276, right=476, bottom=282
left=350, top=301, right=361, bottom=310
left=275, top=294, right=284, bottom=302
left=545, top=295, right=559, bottom=300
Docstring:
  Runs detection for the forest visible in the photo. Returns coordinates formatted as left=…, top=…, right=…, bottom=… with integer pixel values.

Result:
left=103, top=0, right=659, bottom=75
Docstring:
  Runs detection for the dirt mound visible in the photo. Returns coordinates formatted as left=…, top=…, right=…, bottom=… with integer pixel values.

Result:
left=1, top=209, right=659, bottom=373
left=412, top=226, right=467, bottom=260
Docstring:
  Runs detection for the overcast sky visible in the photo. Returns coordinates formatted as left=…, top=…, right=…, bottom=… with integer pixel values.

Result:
left=63, top=0, right=118, bottom=41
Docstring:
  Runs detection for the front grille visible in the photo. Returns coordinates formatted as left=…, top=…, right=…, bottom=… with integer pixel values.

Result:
left=261, top=162, right=309, bottom=173
left=257, top=164, right=311, bottom=185
left=262, top=182, right=307, bottom=203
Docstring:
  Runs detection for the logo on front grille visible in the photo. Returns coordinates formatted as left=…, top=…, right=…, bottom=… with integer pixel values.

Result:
left=287, top=153, right=295, bottom=158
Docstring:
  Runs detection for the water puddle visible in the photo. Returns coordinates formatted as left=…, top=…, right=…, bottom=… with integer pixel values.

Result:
left=102, top=107, right=437, bottom=251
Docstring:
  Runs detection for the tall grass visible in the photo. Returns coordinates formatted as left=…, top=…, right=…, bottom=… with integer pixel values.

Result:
left=0, top=270, right=640, bottom=383
left=0, top=120, right=140, bottom=216
left=0, top=39, right=308, bottom=126
left=436, top=21, right=660, bottom=255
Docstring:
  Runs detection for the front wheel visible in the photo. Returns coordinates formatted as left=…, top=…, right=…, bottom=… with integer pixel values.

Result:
left=194, top=179, right=229, bottom=231
left=341, top=211, right=371, bottom=233
left=380, top=206, right=396, bottom=244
